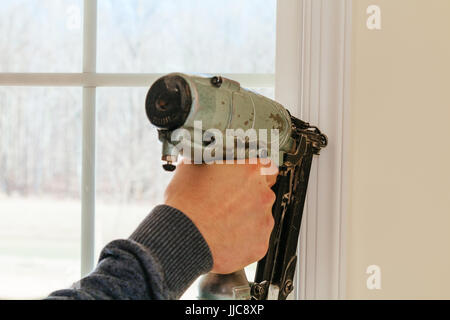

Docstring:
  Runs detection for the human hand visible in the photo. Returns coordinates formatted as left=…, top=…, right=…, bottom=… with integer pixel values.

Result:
left=164, top=160, right=277, bottom=274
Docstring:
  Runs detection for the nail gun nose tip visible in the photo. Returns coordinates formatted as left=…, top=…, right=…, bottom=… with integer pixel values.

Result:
left=145, top=75, right=192, bottom=130
left=162, top=163, right=177, bottom=172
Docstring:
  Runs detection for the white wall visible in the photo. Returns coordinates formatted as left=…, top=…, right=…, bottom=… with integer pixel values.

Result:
left=346, top=0, right=450, bottom=299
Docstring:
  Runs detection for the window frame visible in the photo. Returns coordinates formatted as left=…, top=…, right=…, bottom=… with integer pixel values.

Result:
left=0, top=0, right=351, bottom=300
left=275, top=0, right=352, bottom=299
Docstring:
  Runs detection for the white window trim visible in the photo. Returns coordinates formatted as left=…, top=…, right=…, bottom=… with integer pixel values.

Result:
left=0, top=73, right=274, bottom=87
left=275, top=0, right=352, bottom=299
left=80, top=0, right=97, bottom=277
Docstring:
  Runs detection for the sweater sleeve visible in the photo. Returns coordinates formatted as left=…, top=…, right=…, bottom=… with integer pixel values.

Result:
left=46, top=205, right=213, bottom=300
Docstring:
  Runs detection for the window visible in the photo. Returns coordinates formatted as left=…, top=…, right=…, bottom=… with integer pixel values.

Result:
left=0, top=87, right=81, bottom=299
left=97, top=0, right=276, bottom=74
left=0, top=0, right=82, bottom=73
left=0, top=0, right=276, bottom=299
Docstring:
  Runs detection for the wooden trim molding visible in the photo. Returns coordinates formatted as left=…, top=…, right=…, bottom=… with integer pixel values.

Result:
left=275, top=0, right=352, bottom=299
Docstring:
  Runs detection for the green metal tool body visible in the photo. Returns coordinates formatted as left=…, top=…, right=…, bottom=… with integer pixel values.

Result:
left=146, top=73, right=295, bottom=168
left=145, top=73, right=327, bottom=300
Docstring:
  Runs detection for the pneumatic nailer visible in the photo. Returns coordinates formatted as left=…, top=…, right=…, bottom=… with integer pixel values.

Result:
left=145, top=73, right=327, bottom=300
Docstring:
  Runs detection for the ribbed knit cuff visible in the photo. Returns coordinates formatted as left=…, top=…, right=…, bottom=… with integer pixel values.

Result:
left=129, top=205, right=213, bottom=298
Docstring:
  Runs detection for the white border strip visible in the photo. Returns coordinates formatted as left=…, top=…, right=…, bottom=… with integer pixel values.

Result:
left=81, top=0, right=97, bottom=277
left=274, top=0, right=303, bottom=300
left=338, top=0, right=352, bottom=300
left=275, top=0, right=352, bottom=299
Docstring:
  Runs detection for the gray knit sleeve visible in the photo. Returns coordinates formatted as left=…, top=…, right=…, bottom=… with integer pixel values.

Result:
left=46, top=205, right=213, bottom=300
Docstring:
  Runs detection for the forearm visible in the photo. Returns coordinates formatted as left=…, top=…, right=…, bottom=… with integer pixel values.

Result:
left=47, top=205, right=213, bottom=300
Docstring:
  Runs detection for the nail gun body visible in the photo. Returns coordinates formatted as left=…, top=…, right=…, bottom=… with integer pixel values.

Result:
left=145, top=73, right=327, bottom=300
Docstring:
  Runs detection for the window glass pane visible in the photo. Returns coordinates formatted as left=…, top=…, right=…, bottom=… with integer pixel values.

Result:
left=96, top=87, right=172, bottom=253
left=0, top=87, right=82, bottom=299
left=96, top=85, right=273, bottom=299
left=0, top=0, right=82, bottom=72
left=98, top=0, right=276, bottom=73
